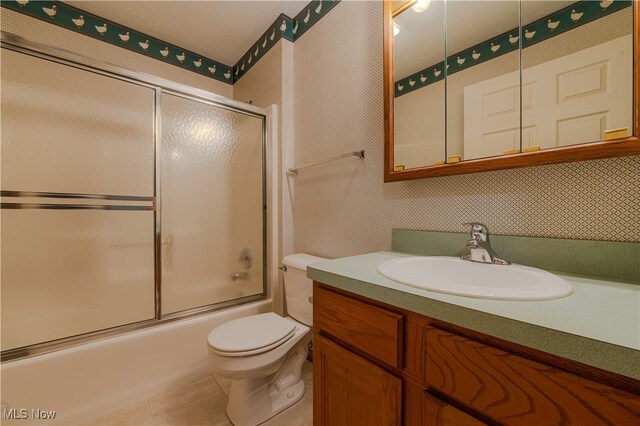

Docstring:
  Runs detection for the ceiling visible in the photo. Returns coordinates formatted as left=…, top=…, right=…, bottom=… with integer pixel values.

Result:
left=68, top=1, right=309, bottom=66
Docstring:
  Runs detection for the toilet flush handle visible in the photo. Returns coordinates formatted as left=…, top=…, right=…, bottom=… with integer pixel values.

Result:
left=277, top=265, right=311, bottom=303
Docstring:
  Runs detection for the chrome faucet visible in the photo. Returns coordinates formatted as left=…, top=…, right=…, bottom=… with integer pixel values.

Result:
left=461, top=223, right=510, bottom=265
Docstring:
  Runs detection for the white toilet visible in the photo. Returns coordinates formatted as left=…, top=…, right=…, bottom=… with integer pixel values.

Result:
left=207, top=253, right=325, bottom=426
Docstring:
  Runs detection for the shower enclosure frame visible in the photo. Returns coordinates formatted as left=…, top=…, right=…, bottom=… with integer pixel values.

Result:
left=0, top=32, right=270, bottom=362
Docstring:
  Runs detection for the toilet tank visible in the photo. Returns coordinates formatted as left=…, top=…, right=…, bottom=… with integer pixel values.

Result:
left=281, top=253, right=326, bottom=326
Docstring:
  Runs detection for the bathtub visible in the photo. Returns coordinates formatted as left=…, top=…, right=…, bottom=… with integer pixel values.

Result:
left=0, top=299, right=272, bottom=425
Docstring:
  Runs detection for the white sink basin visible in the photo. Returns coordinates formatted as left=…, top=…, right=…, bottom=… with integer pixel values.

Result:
left=377, top=256, right=573, bottom=301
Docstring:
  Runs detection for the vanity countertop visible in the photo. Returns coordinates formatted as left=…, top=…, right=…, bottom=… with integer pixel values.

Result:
left=307, top=251, right=640, bottom=380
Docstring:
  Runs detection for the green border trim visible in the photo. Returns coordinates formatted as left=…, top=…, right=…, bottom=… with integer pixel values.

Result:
left=232, top=13, right=293, bottom=82
left=395, top=0, right=632, bottom=97
left=1, top=0, right=234, bottom=84
left=2, top=0, right=342, bottom=86
left=233, top=1, right=341, bottom=82
left=291, top=0, right=341, bottom=42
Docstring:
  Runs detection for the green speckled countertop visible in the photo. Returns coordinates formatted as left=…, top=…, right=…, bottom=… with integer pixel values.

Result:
left=308, top=251, right=640, bottom=380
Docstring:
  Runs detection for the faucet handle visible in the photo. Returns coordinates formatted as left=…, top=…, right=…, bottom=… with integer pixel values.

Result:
left=463, top=222, right=489, bottom=241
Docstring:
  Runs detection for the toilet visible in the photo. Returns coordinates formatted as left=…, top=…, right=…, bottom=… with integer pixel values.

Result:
left=208, top=253, right=325, bottom=426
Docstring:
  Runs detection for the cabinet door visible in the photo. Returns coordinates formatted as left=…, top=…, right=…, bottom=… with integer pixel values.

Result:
left=314, top=334, right=402, bottom=426
left=426, top=327, right=640, bottom=425
left=405, top=384, right=486, bottom=426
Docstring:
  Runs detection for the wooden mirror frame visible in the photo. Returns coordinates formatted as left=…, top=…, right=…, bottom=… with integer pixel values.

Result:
left=384, top=0, right=640, bottom=182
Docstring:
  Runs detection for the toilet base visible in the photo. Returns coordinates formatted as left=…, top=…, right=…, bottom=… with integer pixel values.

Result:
left=225, top=343, right=308, bottom=426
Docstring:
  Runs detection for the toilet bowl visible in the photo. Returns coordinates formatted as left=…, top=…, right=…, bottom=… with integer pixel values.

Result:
left=207, top=253, right=325, bottom=426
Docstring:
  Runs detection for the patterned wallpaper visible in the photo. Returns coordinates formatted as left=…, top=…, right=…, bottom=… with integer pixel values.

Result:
left=292, top=1, right=640, bottom=260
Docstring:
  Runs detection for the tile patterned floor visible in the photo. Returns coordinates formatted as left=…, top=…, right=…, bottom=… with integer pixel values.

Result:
left=85, top=362, right=313, bottom=426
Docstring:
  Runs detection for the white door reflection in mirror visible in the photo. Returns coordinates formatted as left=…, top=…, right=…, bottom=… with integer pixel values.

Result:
left=465, top=35, right=632, bottom=158
left=446, top=0, right=521, bottom=163
left=519, top=0, right=633, bottom=154
left=464, top=73, right=521, bottom=159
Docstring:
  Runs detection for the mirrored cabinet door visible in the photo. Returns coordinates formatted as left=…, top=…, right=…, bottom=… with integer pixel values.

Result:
left=521, top=0, right=633, bottom=151
left=384, top=0, right=639, bottom=181
left=446, top=0, right=521, bottom=162
left=392, top=0, right=446, bottom=170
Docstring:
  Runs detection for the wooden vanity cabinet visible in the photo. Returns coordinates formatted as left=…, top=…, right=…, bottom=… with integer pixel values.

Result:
left=313, top=282, right=640, bottom=426
left=313, top=334, right=402, bottom=426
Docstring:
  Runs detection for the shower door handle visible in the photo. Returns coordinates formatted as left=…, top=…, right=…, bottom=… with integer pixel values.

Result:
left=230, top=272, right=249, bottom=281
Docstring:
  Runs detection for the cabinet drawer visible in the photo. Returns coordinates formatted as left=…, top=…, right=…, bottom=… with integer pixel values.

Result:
left=314, top=284, right=403, bottom=368
left=426, top=327, right=640, bottom=425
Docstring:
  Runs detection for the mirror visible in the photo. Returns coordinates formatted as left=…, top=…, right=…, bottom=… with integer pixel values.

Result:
left=447, top=0, right=521, bottom=161
left=384, top=0, right=639, bottom=181
left=392, top=0, right=445, bottom=170
left=520, top=0, right=634, bottom=151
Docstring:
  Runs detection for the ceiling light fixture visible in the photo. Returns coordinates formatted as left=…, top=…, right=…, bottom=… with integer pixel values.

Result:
left=412, top=0, right=431, bottom=13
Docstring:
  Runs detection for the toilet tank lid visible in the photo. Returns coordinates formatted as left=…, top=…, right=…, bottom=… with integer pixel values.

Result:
left=282, top=253, right=327, bottom=271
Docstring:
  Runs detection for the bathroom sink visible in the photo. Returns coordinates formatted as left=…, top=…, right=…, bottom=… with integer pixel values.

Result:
left=377, top=256, right=573, bottom=301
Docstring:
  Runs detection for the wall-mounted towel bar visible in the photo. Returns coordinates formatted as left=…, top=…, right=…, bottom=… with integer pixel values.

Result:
left=288, top=150, right=365, bottom=175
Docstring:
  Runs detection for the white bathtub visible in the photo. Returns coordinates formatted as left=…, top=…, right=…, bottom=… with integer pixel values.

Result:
left=0, top=300, right=272, bottom=425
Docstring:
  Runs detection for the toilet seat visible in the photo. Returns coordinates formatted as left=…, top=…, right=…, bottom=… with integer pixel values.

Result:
left=208, top=313, right=297, bottom=357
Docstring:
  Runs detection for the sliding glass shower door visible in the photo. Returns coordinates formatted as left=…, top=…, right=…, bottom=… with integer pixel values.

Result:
left=0, top=42, right=266, bottom=359
left=1, top=48, right=156, bottom=351
left=160, top=93, right=265, bottom=315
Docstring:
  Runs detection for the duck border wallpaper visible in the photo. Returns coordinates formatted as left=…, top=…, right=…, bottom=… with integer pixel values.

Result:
left=234, top=1, right=340, bottom=81
left=1, top=0, right=340, bottom=85
left=394, top=0, right=632, bottom=97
